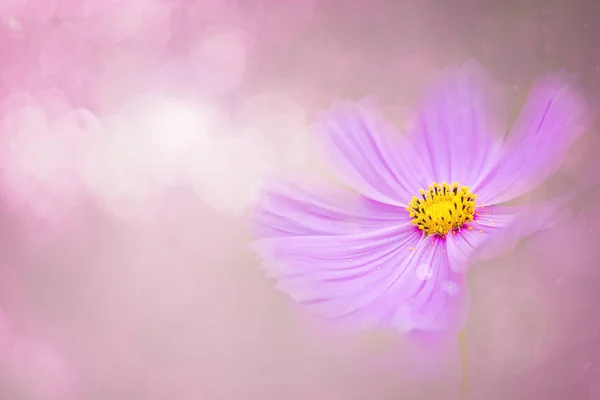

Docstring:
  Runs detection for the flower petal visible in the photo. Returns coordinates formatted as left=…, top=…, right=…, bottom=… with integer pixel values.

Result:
left=474, top=71, right=593, bottom=205
left=446, top=207, right=515, bottom=274
left=386, top=236, right=469, bottom=332
left=407, top=60, right=505, bottom=185
left=446, top=201, right=569, bottom=273
left=253, top=216, right=467, bottom=332
left=314, top=101, right=424, bottom=206
left=252, top=179, right=411, bottom=238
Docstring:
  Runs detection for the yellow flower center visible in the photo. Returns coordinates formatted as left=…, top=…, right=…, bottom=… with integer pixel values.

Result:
left=406, top=182, right=477, bottom=237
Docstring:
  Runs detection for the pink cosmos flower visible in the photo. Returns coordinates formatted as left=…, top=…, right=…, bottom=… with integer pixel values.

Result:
left=251, top=60, right=592, bottom=333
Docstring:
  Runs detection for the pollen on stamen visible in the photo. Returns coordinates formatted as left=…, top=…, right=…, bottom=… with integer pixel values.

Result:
left=406, top=181, right=477, bottom=237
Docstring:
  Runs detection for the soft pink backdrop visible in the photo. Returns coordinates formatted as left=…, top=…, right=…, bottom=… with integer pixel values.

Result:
left=0, top=0, right=599, bottom=399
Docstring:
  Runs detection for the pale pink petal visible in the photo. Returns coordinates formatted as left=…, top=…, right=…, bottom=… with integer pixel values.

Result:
left=407, top=59, right=505, bottom=186
left=252, top=179, right=411, bottom=238
left=446, top=207, right=516, bottom=274
left=254, top=226, right=467, bottom=332
left=314, top=101, right=424, bottom=207
left=474, top=71, right=593, bottom=204
left=447, top=200, right=570, bottom=273
left=387, top=236, right=468, bottom=333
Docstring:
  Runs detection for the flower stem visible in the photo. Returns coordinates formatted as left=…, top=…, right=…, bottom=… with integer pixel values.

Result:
left=459, top=330, right=470, bottom=400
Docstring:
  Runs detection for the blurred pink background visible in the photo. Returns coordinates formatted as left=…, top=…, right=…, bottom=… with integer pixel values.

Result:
left=0, top=0, right=599, bottom=398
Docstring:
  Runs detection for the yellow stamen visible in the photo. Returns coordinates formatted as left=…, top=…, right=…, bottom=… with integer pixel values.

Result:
left=406, top=182, right=477, bottom=237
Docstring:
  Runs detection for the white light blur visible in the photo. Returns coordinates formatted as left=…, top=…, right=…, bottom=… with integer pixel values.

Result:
left=134, top=98, right=214, bottom=185
left=0, top=104, right=72, bottom=219
left=189, top=134, right=272, bottom=217
left=235, top=92, right=312, bottom=172
left=82, top=96, right=229, bottom=219
left=81, top=122, right=149, bottom=202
